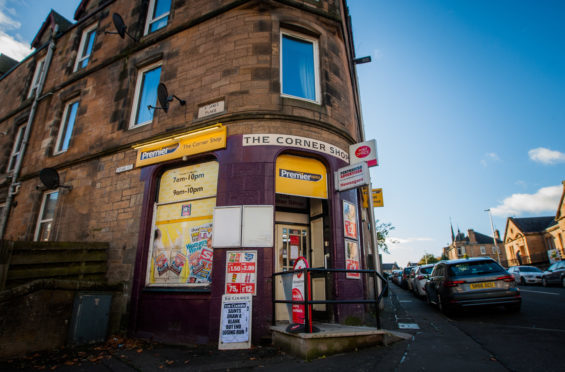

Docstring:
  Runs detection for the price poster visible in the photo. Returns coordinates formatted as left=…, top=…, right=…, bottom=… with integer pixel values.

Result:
left=218, top=294, right=252, bottom=350
left=225, top=251, right=257, bottom=295
left=343, top=200, right=358, bottom=239
left=345, top=239, right=361, bottom=279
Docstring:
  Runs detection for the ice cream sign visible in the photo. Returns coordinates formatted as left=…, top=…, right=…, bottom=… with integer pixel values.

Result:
left=349, top=139, right=378, bottom=167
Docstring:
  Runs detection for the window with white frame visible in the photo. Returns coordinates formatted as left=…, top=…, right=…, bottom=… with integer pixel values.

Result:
left=280, top=30, right=320, bottom=103
left=74, top=24, right=97, bottom=71
left=28, top=57, right=46, bottom=98
left=144, top=0, right=171, bottom=35
left=34, top=190, right=59, bottom=241
left=6, top=124, right=26, bottom=173
left=129, top=62, right=162, bottom=128
left=480, top=246, right=486, bottom=255
left=54, top=100, right=79, bottom=154
left=492, top=246, right=497, bottom=254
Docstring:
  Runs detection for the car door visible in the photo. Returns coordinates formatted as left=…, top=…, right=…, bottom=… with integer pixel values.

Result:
left=427, top=264, right=443, bottom=303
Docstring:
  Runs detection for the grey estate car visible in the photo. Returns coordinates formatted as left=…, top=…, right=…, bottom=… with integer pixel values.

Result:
left=425, top=257, right=521, bottom=315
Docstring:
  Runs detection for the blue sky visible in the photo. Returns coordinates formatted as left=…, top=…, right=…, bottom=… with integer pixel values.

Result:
left=1, top=1, right=564, bottom=266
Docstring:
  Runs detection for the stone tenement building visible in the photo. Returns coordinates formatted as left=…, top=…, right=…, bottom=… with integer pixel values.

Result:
left=444, top=228, right=508, bottom=267
left=0, top=0, right=375, bottom=344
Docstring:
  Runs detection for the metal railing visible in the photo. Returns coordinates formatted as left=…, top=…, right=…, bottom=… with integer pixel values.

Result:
left=272, top=267, right=388, bottom=332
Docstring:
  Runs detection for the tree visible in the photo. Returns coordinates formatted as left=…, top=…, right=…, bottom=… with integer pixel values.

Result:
left=418, top=253, right=440, bottom=265
left=375, top=219, right=396, bottom=254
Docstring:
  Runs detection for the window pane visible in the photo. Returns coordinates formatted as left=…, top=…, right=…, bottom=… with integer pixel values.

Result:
left=80, top=30, right=96, bottom=68
left=42, top=192, right=59, bottom=220
left=59, top=102, right=79, bottom=152
left=149, top=0, right=170, bottom=33
left=37, top=222, right=53, bottom=241
left=282, top=35, right=316, bottom=101
left=135, top=66, right=161, bottom=125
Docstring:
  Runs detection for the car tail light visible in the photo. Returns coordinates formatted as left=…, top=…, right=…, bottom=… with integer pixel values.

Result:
left=496, top=275, right=514, bottom=282
left=444, top=280, right=465, bottom=287
left=417, top=275, right=426, bottom=280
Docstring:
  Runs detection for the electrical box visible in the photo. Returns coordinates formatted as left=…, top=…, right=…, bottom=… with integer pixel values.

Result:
left=68, top=292, right=112, bottom=345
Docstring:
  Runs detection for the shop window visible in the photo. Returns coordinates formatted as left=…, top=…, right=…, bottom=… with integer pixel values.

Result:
left=74, top=24, right=97, bottom=71
left=28, top=57, right=45, bottom=98
left=54, top=100, right=79, bottom=154
left=6, top=124, right=26, bottom=173
left=280, top=31, right=320, bottom=103
left=129, top=62, right=162, bottom=128
left=144, top=0, right=171, bottom=35
left=146, top=161, right=219, bottom=288
left=34, top=190, right=59, bottom=241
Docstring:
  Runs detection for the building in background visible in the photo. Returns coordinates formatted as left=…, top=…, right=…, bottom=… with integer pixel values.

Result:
left=444, top=228, right=507, bottom=266
left=0, top=0, right=376, bottom=345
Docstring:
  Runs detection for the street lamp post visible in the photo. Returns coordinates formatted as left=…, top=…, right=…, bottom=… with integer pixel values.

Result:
left=485, top=209, right=501, bottom=264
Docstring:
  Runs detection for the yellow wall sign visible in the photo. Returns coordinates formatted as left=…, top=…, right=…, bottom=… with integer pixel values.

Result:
left=372, top=188, right=384, bottom=207
left=158, top=161, right=219, bottom=203
left=135, top=125, right=226, bottom=167
left=276, top=154, right=327, bottom=199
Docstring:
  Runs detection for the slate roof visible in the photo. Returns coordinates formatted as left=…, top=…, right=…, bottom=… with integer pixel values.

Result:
left=0, top=54, right=18, bottom=75
left=31, top=10, right=73, bottom=48
left=511, top=216, right=557, bottom=233
left=473, top=230, right=502, bottom=244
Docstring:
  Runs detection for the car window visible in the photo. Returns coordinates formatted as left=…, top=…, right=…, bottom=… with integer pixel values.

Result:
left=520, top=267, right=542, bottom=273
left=548, top=263, right=557, bottom=271
left=448, top=261, right=504, bottom=277
left=420, top=267, right=433, bottom=274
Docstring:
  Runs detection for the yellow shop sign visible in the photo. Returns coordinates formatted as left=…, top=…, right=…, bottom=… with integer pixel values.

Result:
left=134, top=125, right=226, bottom=167
left=276, top=154, right=327, bottom=199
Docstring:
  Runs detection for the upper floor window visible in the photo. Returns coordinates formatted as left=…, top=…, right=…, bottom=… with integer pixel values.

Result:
left=54, top=100, right=79, bottom=154
left=144, top=0, right=171, bottom=35
left=280, top=31, right=320, bottom=103
left=28, top=57, right=45, bottom=98
left=480, top=246, right=486, bottom=255
left=74, top=24, right=97, bottom=71
left=6, top=124, right=26, bottom=173
left=34, top=190, right=59, bottom=241
left=129, top=62, right=162, bottom=128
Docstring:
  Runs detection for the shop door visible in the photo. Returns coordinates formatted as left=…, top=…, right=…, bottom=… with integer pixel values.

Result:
left=274, top=224, right=309, bottom=322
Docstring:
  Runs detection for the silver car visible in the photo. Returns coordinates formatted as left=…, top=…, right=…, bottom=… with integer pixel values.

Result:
left=508, top=266, right=543, bottom=285
left=412, top=264, right=435, bottom=297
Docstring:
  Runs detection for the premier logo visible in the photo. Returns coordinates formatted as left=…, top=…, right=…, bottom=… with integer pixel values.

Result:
left=279, top=169, right=322, bottom=182
left=140, top=144, right=179, bottom=160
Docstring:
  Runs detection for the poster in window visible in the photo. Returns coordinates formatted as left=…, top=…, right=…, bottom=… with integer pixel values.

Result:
left=225, top=251, right=257, bottom=295
left=343, top=200, right=358, bottom=240
left=345, top=239, right=360, bottom=279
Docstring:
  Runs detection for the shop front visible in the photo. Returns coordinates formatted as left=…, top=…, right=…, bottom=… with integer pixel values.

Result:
left=130, top=126, right=367, bottom=344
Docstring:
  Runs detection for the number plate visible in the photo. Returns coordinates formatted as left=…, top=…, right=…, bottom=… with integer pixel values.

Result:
left=470, top=281, right=496, bottom=290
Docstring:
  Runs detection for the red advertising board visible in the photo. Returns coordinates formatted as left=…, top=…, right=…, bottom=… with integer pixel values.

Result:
left=225, top=251, right=257, bottom=295
left=291, top=257, right=312, bottom=331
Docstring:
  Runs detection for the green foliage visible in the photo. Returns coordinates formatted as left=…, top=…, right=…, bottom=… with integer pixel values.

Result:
left=418, top=253, right=440, bottom=265
left=375, top=219, right=396, bottom=254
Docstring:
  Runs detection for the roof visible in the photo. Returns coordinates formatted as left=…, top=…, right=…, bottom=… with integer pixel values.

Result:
left=31, top=10, right=73, bottom=48
left=0, top=54, right=18, bottom=75
left=510, top=216, right=557, bottom=233
left=382, top=263, right=400, bottom=271
left=473, top=230, right=502, bottom=244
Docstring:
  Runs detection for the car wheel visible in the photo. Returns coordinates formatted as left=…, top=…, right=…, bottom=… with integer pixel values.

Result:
left=520, top=277, right=526, bottom=286
left=438, top=295, right=452, bottom=316
left=542, top=277, right=548, bottom=287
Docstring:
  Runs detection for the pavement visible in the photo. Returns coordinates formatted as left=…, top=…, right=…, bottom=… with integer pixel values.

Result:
left=0, top=283, right=512, bottom=371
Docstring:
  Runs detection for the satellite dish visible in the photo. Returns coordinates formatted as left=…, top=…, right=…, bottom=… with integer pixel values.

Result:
left=148, top=83, right=186, bottom=113
left=39, top=168, right=60, bottom=190
left=158, top=83, right=170, bottom=113
left=112, top=13, right=127, bottom=39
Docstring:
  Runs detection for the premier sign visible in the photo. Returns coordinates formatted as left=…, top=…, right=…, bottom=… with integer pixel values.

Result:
left=335, top=162, right=370, bottom=191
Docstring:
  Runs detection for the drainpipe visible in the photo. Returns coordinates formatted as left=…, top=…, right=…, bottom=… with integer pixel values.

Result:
left=0, top=25, right=58, bottom=240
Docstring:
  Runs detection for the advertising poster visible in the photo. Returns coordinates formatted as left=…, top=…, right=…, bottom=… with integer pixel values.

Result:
left=291, top=257, right=312, bottom=331
left=343, top=200, right=358, bottom=239
left=345, top=239, right=361, bottom=279
left=225, top=251, right=257, bottom=295
left=219, top=293, right=252, bottom=350
left=146, top=162, right=218, bottom=287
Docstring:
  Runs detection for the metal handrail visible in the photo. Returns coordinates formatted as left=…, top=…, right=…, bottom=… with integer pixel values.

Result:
left=272, top=267, right=388, bottom=332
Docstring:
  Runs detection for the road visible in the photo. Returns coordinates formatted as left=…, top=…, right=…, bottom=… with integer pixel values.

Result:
left=391, top=283, right=565, bottom=371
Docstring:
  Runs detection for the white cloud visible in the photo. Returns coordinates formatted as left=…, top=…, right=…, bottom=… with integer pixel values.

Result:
left=0, top=31, right=31, bottom=60
left=481, top=152, right=501, bottom=167
left=491, top=185, right=562, bottom=216
left=528, top=147, right=565, bottom=165
left=0, top=1, right=20, bottom=31
left=388, top=236, right=433, bottom=245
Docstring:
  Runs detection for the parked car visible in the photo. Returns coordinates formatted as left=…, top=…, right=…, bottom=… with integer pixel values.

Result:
left=401, top=267, right=413, bottom=289
left=507, top=266, right=543, bottom=285
left=425, top=257, right=521, bottom=315
left=542, top=261, right=565, bottom=287
left=391, top=270, right=403, bottom=286
left=412, top=264, right=435, bottom=297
